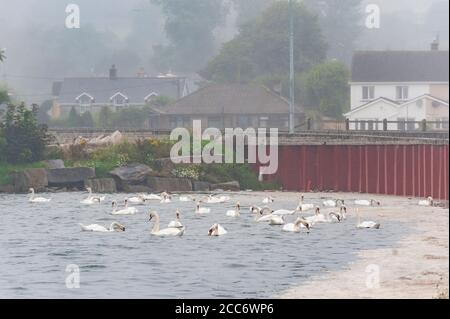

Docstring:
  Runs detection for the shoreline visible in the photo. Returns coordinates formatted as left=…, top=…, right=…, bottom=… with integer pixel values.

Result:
left=277, top=194, right=449, bottom=299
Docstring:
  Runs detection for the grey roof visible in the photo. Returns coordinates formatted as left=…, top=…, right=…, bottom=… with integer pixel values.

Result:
left=351, top=50, right=449, bottom=82
left=163, top=83, right=303, bottom=115
left=56, top=77, right=186, bottom=104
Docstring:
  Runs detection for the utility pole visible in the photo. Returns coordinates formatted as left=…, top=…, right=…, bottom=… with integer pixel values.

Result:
left=289, top=0, right=295, bottom=134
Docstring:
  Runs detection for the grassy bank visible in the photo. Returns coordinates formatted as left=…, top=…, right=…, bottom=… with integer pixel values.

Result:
left=0, top=162, right=48, bottom=185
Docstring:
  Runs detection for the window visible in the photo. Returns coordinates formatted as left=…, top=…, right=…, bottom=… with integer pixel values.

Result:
left=362, top=86, right=375, bottom=101
left=208, top=117, right=223, bottom=129
left=238, top=115, right=251, bottom=128
left=396, top=86, right=409, bottom=101
left=76, top=93, right=94, bottom=114
left=259, top=116, right=269, bottom=128
left=110, top=93, right=128, bottom=107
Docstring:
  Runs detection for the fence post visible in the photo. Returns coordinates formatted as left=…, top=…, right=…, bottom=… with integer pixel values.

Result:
left=422, top=119, right=427, bottom=132
left=383, top=119, right=388, bottom=131
left=345, top=118, right=350, bottom=131
left=307, top=118, right=312, bottom=130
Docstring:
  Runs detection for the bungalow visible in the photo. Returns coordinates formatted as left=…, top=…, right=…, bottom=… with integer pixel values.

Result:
left=149, top=83, right=304, bottom=131
left=51, top=65, right=189, bottom=118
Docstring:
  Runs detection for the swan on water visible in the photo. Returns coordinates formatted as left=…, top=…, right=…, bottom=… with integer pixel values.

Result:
left=226, top=203, right=241, bottom=217
left=208, top=223, right=228, bottom=236
left=282, top=217, right=311, bottom=233
left=141, top=193, right=162, bottom=201
left=81, top=187, right=105, bottom=204
left=328, top=212, right=342, bottom=223
left=195, top=202, right=211, bottom=214
left=323, top=199, right=345, bottom=207
left=262, top=196, right=275, bottom=204
left=168, top=210, right=184, bottom=229
left=269, top=215, right=285, bottom=225
left=354, top=199, right=381, bottom=206
left=149, top=211, right=185, bottom=237
left=356, top=209, right=381, bottom=229
left=128, top=194, right=147, bottom=205
left=28, top=188, right=51, bottom=203
left=160, top=193, right=172, bottom=203
left=298, top=195, right=314, bottom=211
left=179, top=195, right=195, bottom=202
left=418, top=197, right=434, bottom=207
left=255, top=208, right=276, bottom=222
left=305, top=207, right=328, bottom=224
left=80, top=221, right=125, bottom=232
left=111, top=199, right=138, bottom=215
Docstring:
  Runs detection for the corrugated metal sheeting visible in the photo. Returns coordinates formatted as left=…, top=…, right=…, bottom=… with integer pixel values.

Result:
left=259, top=144, right=449, bottom=200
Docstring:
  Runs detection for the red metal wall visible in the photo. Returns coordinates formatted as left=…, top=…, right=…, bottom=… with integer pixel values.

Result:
left=259, top=144, right=449, bottom=201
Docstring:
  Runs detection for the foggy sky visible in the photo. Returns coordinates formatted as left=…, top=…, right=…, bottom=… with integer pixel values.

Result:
left=0, top=0, right=448, bottom=104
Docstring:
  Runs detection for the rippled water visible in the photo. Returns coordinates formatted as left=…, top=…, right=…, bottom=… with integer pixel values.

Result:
left=0, top=192, right=406, bottom=298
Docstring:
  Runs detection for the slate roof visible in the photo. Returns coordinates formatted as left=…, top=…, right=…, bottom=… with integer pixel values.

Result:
left=163, top=83, right=303, bottom=115
left=55, top=77, right=186, bottom=104
left=351, top=50, right=449, bottom=83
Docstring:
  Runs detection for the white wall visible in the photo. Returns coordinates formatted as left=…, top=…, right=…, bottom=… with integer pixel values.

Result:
left=350, top=83, right=431, bottom=109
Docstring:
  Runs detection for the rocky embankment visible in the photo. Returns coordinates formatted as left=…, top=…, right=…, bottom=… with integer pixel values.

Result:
left=0, top=160, right=240, bottom=194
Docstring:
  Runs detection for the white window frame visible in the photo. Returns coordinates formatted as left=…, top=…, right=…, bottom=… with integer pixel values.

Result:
left=362, top=86, right=375, bottom=101
left=396, top=86, right=409, bottom=101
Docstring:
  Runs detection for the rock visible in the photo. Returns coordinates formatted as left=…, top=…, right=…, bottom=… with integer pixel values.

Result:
left=146, top=177, right=192, bottom=192
left=152, top=158, right=176, bottom=176
left=211, top=181, right=240, bottom=191
left=47, top=167, right=95, bottom=188
left=192, top=181, right=211, bottom=192
left=0, top=184, right=14, bottom=193
left=110, top=164, right=152, bottom=187
left=85, top=178, right=117, bottom=193
left=12, top=168, right=48, bottom=193
left=44, top=159, right=65, bottom=169
left=122, top=185, right=154, bottom=193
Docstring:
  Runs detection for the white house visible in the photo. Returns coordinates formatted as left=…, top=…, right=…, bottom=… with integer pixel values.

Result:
left=346, top=43, right=449, bottom=130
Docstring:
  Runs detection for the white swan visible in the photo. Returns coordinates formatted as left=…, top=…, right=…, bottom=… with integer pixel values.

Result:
left=298, top=195, right=314, bottom=211
left=355, top=199, right=381, bottom=206
left=28, top=188, right=51, bottom=203
left=269, top=215, right=285, bottom=225
left=80, top=221, right=125, bottom=232
left=111, top=199, right=138, bottom=215
left=179, top=195, right=195, bottom=202
left=283, top=217, right=311, bottom=233
left=195, top=202, right=211, bottom=214
left=305, top=207, right=328, bottom=224
left=160, top=193, right=172, bottom=203
left=128, top=194, right=147, bottom=205
left=149, top=211, right=185, bottom=237
left=255, top=208, right=276, bottom=223
left=262, top=196, right=275, bottom=204
left=323, top=199, right=345, bottom=207
left=218, top=195, right=231, bottom=203
left=168, top=210, right=184, bottom=229
left=356, top=210, right=381, bottom=229
left=418, top=197, right=434, bottom=207
left=226, top=203, right=241, bottom=217
left=141, top=193, right=162, bottom=201
left=208, top=223, right=227, bottom=236
left=81, top=187, right=105, bottom=204
left=328, top=212, right=342, bottom=223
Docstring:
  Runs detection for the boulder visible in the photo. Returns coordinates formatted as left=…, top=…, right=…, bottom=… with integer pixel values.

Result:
left=45, top=159, right=65, bottom=169
left=122, top=184, right=154, bottom=193
left=211, top=181, right=240, bottom=191
left=85, top=178, right=117, bottom=193
left=12, top=168, right=48, bottom=193
left=192, top=181, right=211, bottom=192
left=47, top=167, right=95, bottom=188
left=146, top=177, right=192, bottom=192
left=152, top=158, right=176, bottom=176
left=110, top=164, right=152, bottom=187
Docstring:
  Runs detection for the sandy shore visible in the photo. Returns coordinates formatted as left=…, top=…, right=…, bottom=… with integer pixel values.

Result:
left=273, top=192, right=449, bottom=299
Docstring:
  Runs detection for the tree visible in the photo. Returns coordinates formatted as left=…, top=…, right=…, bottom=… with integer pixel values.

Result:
left=80, top=112, right=95, bottom=128
left=0, top=48, right=5, bottom=62
left=152, top=0, right=229, bottom=72
left=67, top=107, right=81, bottom=127
left=231, top=0, right=274, bottom=26
left=97, top=106, right=114, bottom=128
left=304, top=60, right=350, bottom=117
left=303, top=0, right=363, bottom=64
left=202, top=1, right=327, bottom=83
left=0, top=89, right=10, bottom=105
left=0, top=103, right=49, bottom=163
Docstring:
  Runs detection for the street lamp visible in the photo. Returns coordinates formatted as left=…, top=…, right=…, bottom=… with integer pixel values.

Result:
left=289, top=0, right=295, bottom=134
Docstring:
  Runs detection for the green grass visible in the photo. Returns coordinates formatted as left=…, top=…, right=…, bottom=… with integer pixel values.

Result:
left=0, top=162, right=48, bottom=185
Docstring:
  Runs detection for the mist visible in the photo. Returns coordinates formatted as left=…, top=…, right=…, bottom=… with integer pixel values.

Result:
left=0, top=0, right=448, bottom=104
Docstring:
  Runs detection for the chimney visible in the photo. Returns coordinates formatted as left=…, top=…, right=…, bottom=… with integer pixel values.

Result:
left=109, top=64, right=118, bottom=80
left=431, top=37, right=440, bottom=51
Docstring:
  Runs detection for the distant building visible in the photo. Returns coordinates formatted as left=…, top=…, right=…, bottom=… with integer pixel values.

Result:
left=149, top=83, right=304, bottom=131
left=346, top=42, right=449, bottom=130
left=51, top=65, right=189, bottom=118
